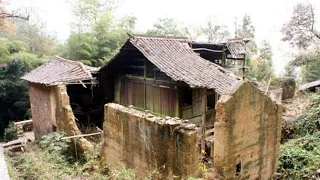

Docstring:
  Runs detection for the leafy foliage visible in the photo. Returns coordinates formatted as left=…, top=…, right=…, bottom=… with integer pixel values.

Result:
left=248, top=40, right=274, bottom=82
left=278, top=133, right=320, bottom=179
left=285, top=90, right=320, bottom=139
left=63, top=9, right=136, bottom=66
left=70, top=0, right=122, bottom=32
left=201, top=20, right=230, bottom=43
left=38, top=132, right=71, bottom=153
left=0, top=38, right=44, bottom=138
left=278, top=90, right=320, bottom=179
left=3, top=122, right=18, bottom=141
left=147, top=18, right=188, bottom=36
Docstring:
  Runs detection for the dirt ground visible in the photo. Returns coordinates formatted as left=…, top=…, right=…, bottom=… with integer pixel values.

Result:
left=282, top=94, right=310, bottom=121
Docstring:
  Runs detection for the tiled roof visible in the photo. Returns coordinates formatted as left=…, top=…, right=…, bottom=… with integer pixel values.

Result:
left=226, top=39, right=247, bottom=56
left=129, top=35, right=241, bottom=94
left=21, top=56, right=94, bottom=85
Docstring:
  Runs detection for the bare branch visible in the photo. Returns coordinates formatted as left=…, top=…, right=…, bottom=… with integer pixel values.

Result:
left=0, top=12, right=29, bottom=20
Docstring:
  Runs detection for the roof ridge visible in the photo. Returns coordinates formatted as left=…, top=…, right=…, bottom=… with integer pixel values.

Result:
left=131, top=34, right=188, bottom=41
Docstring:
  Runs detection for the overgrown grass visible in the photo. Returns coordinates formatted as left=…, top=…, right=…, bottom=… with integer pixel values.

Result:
left=278, top=90, right=320, bottom=179
left=278, top=132, right=320, bottom=179
left=283, top=91, right=320, bottom=141
left=5, top=132, right=135, bottom=180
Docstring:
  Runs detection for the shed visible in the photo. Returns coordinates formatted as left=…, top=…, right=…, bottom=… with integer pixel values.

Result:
left=21, top=56, right=100, bottom=138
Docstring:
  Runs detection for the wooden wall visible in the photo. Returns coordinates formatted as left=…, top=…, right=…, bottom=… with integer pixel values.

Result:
left=119, top=77, right=179, bottom=117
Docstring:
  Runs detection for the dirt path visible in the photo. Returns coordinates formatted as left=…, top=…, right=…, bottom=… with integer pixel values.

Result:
left=0, top=144, right=10, bottom=180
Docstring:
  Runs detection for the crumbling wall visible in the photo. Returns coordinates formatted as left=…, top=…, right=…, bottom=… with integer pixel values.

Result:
left=54, top=85, right=93, bottom=153
left=28, top=83, right=53, bottom=139
left=214, top=82, right=282, bottom=179
left=101, top=103, right=200, bottom=179
left=28, top=83, right=93, bottom=152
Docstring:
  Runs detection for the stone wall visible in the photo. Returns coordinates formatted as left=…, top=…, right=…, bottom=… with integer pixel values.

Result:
left=101, top=103, right=200, bottom=179
left=28, top=83, right=54, bottom=139
left=214, top=82, right=282, bottom=179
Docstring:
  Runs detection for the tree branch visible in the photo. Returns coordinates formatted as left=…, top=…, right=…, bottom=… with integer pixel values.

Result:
left=0, top=12, right=29, bottom=21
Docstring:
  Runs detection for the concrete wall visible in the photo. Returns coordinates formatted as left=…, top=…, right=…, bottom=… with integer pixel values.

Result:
left=101, top=103, right=200, bottom=179
left=28, top=83, right=54, bottom=139
left=214, top=82, right=282, bottom=179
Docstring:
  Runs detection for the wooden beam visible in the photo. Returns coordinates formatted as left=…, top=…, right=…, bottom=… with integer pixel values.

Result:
left=60, top=132, right=102, bottom=140
left=193, top=48, right=224, bottom=53
left=201, top=88, right=207, bottom=155
left=227, top=57, right=246, bottom=60
left=14, top=119, right=32, bottom=125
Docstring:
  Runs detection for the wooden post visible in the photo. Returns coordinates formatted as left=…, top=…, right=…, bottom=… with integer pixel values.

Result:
left=243, top=54, right=246, bottom=80
left=201, top=88, right=207, bottom=155
left=144, top=59, right=147, bottom=110
left=222, top=49, right=226, bottom=67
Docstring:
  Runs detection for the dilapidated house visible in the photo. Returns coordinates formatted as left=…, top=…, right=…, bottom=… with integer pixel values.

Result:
left=99, top=35, right=243, bottom=125
left=22, top=35, right=283, bottom=179
left=21, top=57, right=102, bottom=144
left=99, top=35, right=283, bottom=179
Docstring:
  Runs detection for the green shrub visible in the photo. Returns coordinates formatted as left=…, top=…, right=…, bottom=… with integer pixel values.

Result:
left=283, top=89, right=320, bottom=141
left=278, top=133, right=320, bottom=179
left=38, top=132, right=71, bottom=153
left=4, top=122, right=18, bottom=141
left=282, top=77, right=296, bottom=86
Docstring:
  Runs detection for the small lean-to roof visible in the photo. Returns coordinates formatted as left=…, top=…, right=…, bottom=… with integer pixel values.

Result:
left=123, top=35, right=241, bottom=94
left=21, top=56, right=94, bottom=85
left=226, top=39, right=247, bottom=56
left=299, top=80, right=320, bottom=91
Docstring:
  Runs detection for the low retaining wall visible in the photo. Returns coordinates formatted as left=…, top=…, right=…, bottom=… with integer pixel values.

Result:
left=101, top=103, right=200, bottom=179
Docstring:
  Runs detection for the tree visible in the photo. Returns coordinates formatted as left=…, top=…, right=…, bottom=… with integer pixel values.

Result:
left=0, top=19, right=57, bottom=57
left=70, top=0, right=121, bottom=32
left=282, top=2, right=320, bottom=83
left=235, top=14, right=261, bottom=81
left=282, top=3, right=320, bottom=49
left=201, top=20, right=230, bottom=43
left=236, top=14, right=255, bottom=40
left=147, top=18, right=187, bottom=36
left=64, top=10, right=136, bottom=66
left=0, top=0, right=30, bottom=20
left=249, top=40, right=274, bottom=82
left=0, top=0, right=31, bottom=34
left=0, top=42, right=43, bottom=138
left=290, top=49, right=320, bottom=82
left=65, top=33, right=97, bottom=64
